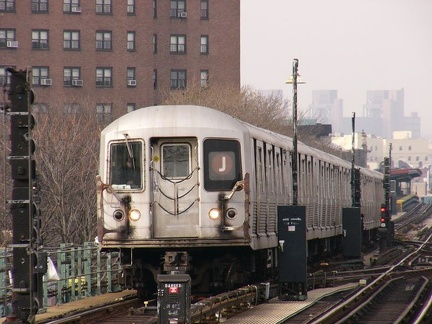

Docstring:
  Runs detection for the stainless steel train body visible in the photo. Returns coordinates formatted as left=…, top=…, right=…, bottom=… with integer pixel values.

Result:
left=97, top=105, right=384, bottom=292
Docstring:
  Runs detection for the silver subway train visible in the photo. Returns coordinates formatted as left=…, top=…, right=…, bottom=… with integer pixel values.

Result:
left=97, top=105, right=384, bottom=295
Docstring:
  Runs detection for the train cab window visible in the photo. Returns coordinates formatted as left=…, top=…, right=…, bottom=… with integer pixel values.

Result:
left=204, top=139, right=241, bottom=191
left=162, top=143, right=191, bottom=178
left=109, top=141, right=143, bottom=190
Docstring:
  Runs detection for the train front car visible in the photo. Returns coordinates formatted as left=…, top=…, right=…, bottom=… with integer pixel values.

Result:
left=97, top=105, right=254, bottom=295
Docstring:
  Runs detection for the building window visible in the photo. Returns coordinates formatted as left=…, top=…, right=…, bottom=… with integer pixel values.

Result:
left=32, top=0, right=48, bottom=13
left=63, top=0, right=80, bottom=13
left=200, top=35, right=208, bottom=54
left=153, top=69, right=157, bottom=89
left=65, top=103, right=80, bottom=114
left=63, top=67, right=81, bottom=86
left=96, top=68, right=112, bottom=87
left=96, top=0, right=111, bottom=14
left=0, top=66, right=7, bottom=85
left=127, top=32, right=135, bottom=51
left=96, top=31, right=112, bottom=50
left=170, top=69, right=186, bottom=89
left=200, top=70, right=208, bottom=88
left=63, top=30, right=80, bottom=50
left=127, top=103, right=136, bottom=113
left=0, top=0, right=15, bottom=12
left=408, top=146, right=412, bottom=151
left=200, top=0, right=208, bottom=19
left=0, top=29, right=16, bottom=48
left=0, top=65, right=15, bottom=85
left=153, top=0, right=157, bottom=18
left=170, top=35, right=186, bottom=53
left=399, top=146, right=402, bottom=151
left=127, top=67, right=136, bottom=86
left=153, top=34, right=157, bottom=53
left=32, top=67, right=50, bottom=86
left=32, top=30, right=49, bottom=49
left=33, top=103, right=48, bottom=113
left=127, top=0, right=135, bottom=14
left=96, top=103, right=112, bottom=123
left=408, top=156, right=411, bottom=161
left=170, top=0, right=185, bottom=18
left=416, top=156, right=420, bottom=161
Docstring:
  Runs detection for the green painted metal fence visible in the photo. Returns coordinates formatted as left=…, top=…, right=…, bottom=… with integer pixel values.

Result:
left=0, top=242, right=123, bottom=316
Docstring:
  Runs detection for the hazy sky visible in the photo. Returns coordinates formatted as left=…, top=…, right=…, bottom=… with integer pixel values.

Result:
left=241, top=0, right=432, bottom=137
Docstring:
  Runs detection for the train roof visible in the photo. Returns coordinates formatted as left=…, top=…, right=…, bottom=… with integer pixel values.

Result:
left=101, top=105, right=244, bottom=135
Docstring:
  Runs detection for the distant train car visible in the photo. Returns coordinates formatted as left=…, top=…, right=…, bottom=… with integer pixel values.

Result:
left=97, top=105, right=384, bottom=295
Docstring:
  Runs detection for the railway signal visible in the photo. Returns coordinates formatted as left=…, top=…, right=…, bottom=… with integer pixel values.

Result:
left=380, top=204, right=390, bottom=228
left=6, top=68, right=45, bottom=322
left=383, top=157, right=391, bottom=195
left=353, top=168, right=361, bottom=207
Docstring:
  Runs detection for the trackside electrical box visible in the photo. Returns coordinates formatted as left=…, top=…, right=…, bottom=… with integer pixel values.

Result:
left=277, top=206, right=307, bottom=301
left=157, top=274, right=191, bottom=324
left=342, top=207, right=362, bottom=258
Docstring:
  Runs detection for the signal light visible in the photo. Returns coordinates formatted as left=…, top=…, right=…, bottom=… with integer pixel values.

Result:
left=10, top=115, right=36, bottom=157
left=380, top=204, right=390, bottom=228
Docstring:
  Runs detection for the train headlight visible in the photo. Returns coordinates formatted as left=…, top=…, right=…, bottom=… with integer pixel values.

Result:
left=129, top=209, right=141, bottom=221
left=226, top=208, right=237, bottom=219
left=208, top=208, right=221, bottom=220
left=113, top=210, right=125, bottom=221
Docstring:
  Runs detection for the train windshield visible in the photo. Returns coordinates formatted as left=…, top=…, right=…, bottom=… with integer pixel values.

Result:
left=204, top=139, right=241, bottom=191
left=109, top=141, right=143, bottom=190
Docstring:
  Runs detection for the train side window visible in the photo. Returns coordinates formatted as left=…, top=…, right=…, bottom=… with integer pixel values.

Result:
left=161, top=143, right=191, bottom=178
left=109, top=141, right=143, bottom=189
left=257, top=146, right=263, bottom=193
left=276, top=151, right=281, bottom=195
left=204, top=139, right=242, bottom=191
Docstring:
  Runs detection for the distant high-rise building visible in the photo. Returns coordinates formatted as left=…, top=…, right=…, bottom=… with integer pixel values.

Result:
left=0, top=0, right=240, bottom=121
left=364, top=88, right=421, bottom=138
left=309, top=90, right=343, bottom=132
left=363, top=89, right=407, bottom=138
left=328, top=88, right=422, bottom=139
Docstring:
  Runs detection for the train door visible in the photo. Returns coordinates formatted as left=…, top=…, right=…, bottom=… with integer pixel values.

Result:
left=151, top=138, right=200, bottom=238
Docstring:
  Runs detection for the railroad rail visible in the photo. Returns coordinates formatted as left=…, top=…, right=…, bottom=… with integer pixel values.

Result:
left=395, top=202, right=432, bottom=232
left=35, top=283, right=275, bottom=323
left=307, top=232, right=432, bottom=323
left=334, top=275, right=429, bottom=323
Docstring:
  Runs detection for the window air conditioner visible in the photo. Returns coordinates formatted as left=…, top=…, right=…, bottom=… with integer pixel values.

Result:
left=41, top=79, right=52, bottom=86
left=128, top=79, right=137, bottom=86
left=7, top=41, right=19, bottom=48
left=72, top=7, right=81, bottom=12
left=72, top=79, right=83, bottom=86
left=179, top=11, right=187, bottom=18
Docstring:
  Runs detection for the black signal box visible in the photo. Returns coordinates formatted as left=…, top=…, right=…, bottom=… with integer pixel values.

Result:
left=157, top=274, right=191, bottom=323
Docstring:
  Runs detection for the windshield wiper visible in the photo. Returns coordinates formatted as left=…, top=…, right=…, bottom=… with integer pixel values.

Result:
left=123, top=133, right=136, bottom=169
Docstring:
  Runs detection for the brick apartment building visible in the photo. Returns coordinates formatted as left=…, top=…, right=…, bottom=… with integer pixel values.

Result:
left=0, top=0, right=240, bottom=121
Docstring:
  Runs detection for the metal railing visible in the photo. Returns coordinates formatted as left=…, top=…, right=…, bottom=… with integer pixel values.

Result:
left=0, top=242, right=123, bottom=316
